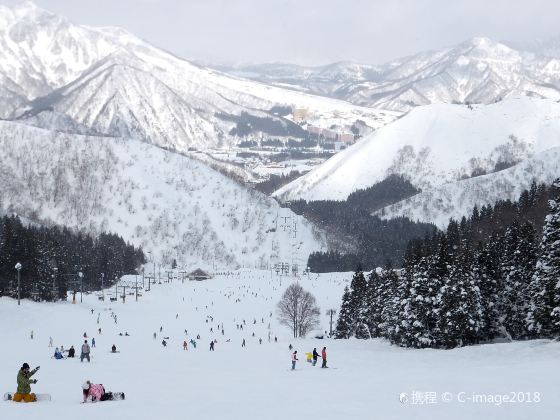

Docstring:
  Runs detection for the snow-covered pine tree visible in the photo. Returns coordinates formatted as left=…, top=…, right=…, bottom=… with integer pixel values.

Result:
left=473, top=233, right=504, bottom=341
left=378, top=266, right=400, bottom=341
left=350, top=269, right=369, bottom=339
left=401, top=235, right=446, bottom=348
left=500, top=221, right=537, bottom=339
left=437, top=240, right=484, bottom=348
left=334, top=286, right=353, bottom=339
left=362, top=270, right=383, bottom=338
left=527, top=179, right=560, bottom=337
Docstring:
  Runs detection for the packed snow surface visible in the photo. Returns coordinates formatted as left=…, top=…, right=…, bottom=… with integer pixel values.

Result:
left=1, top=270, right=559, bottom=420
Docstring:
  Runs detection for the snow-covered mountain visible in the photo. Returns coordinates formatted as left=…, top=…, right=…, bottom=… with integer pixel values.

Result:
left=219, top=61, right=383, bottom=97
left=374, top=147, right=560, bottom=228
left=221, top=38, right=560, bottom=112
left=0, top=2, right=398, bottom=150
left=0, top=120, right=323, bottom=270
left=274, top=97, right=560, bottom=206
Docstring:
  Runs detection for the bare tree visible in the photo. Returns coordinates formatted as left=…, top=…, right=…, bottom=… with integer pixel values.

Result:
left=277, top=283, right=320, bottom=338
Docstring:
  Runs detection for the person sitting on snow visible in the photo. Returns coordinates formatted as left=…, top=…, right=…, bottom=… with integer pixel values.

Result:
left=13, top=363, right=40, bottom=402
left=53, top=347, right=64, bottom=359
left=68, top=346, right=75, bottom=358
left=111, top=344, right=117, bottom=353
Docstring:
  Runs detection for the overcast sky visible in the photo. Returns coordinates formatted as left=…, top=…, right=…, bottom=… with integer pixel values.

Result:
left=3, top=0, right=560, bottom=66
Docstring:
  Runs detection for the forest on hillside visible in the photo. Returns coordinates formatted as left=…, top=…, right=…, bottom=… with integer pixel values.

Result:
left=334, top=180, right=560, bottom=348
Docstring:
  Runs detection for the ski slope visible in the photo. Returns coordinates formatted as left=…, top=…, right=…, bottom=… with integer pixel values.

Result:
left=1, top=270, right=559, bottom=420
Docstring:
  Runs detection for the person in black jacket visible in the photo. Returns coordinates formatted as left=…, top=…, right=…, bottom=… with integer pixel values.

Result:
left=312, top=348, right=320, bottom=366
left=68, top=346, right=75, bottom=358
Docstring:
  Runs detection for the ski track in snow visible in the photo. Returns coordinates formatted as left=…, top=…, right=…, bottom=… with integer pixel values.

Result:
left=1, top=270, right=559, bottom=420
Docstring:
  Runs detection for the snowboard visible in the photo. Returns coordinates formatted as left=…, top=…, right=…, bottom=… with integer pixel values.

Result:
left=3, top=392, right=51, bottom=402
left=109, top=392, right=125, bottom=401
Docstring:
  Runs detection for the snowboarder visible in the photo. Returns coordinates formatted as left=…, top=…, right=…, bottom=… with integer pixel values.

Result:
left=242, top=339, right=246, bottom=347
left=111, top=345, right=117, bottom=353
left=81, top=340, right=91, bottom=362
left=291, top=351, right=298, bottom=370
left=13, top=363, right=39, bottom=402
left=162, top=340, right=167, bottom=347
left=68, top=346, right=76, bottom=358
left=312, top=348, right=320, bottom=366
left=92, top=338, right=96, bottom=348
left=210, top=341, right=215, bottom=351
left=83, top=332, right=87, bottom=338
left=30, top=330, right=33, bottom=340
left=288, top=344, right=293, bottom=351
left=259, top=338, right=262, bottom=344
left=82, top=381, right=123, bottom=402
left=153, top=332, right=157, bottom=340
left=321, top=347, right=327, bottom=368
left=98, top=328, right=101, bottom=334
left=183, top=341, right=188, bottom=350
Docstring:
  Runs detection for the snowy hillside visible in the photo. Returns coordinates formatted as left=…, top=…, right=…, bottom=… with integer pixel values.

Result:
left=274, top=97, right=560, bottom=202
left=374, top=147, right=560, bottom=228
left=0, top=120, right=323, bottom=269
left=1, top=270, right=560, bottom=420
left=0, top=2, right=398, bottom=150
left=222, top=38, right=560, bottom=112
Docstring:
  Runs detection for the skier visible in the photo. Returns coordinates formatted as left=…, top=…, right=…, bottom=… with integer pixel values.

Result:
left=162, top=340, right=167, bottom=347
left=291, top=351, right=298, bottom=370
left=183, top=341, right=188, bottom=350
left=98, top=328, right=101, bottom=334
left=68, top=346, right=76, bottom=358
left=210, top=341, right=215, bottom=351
left=288, top=344, right=293, bottom=351
left=92, top=338, right=96, bottom=348
left=30, top=330, right=33, bottom=340
left=259, top=338, right=262, bottom=344
left=81, top=340, right=91, bottom=362
left=321, top=347, right=327, bottom=368
left=153, top=332, right=156, bottom=340
left=242, top=339, right=246, bottom=348
left=13, top=363, right=40, bottom=402
left=48, top=337, right=53, bottom=347
left=82, top=380, right=123, bottom=402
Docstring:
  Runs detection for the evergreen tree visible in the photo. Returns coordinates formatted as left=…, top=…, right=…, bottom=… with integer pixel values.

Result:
left=378, top=267, right=400, bottom=341
left=334, top=286, right=353, bottom=339
left=500, top=221, right=536, bottom=339
left=527, top=179, right=560, bottom=337
left=437, top=240, right=484, bottom=348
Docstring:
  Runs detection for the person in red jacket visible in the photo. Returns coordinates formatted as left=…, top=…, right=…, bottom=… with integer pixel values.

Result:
left=321, top=347, right=327, bottom=368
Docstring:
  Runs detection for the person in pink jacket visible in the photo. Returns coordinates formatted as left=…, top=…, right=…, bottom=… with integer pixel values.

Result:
left=82, top=381, right=118, bottom=402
